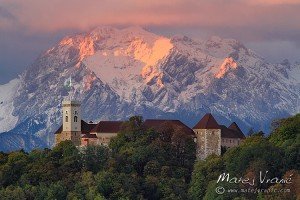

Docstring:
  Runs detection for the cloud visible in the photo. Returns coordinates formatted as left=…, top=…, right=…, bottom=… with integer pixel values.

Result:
left=0, top=0, right=298, bottom=32
left=0, top=6, right=18, bottom=29
left=1, top=0, right=299, bottom=84
left=249, top=0, right=300, bottom=5
left=0, top=0, right=299, bottom=45
left=0, top=6, right=15, bottom=19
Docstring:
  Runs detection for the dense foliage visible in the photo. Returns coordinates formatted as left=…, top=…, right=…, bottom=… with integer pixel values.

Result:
left=0, top=114, right=299, bottom=199
left=189, top=114, right=300, bottom=200
left=0, top=116, right=196, bottom=199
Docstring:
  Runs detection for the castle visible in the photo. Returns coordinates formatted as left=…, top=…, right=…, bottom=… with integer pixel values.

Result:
left=55, top=100, right=245, bottom=159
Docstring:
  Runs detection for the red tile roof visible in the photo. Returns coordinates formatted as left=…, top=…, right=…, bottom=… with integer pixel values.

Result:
left=91, top=121, right=124, bottom=133
left=54, top=126, right=62, bottom=135
left=54, top=116, right=245, bottom=139
left=81, top=120, right=97, bottom=134
left=220, top=124, right=245, bottom=139
left=143, top=119, right=195, bottom=136
left=228, top=122, right=245, bottom=138
left=193, top=113, right=220, bottom=129
left=54, top=120, right=96, bottom=135
left=81, top=133, right=98, bottom=139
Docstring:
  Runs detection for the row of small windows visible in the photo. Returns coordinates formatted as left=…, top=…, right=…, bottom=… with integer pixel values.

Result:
left=222, top=139, right=233, bottom=143
left=65, top=116, right=78, bottom=122
left=222, top=139, right=240, bottom=144
left=195, top=131, right=217, bottom=135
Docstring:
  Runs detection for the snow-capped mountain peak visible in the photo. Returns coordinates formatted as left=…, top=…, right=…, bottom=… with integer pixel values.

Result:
left=0, top=26, right=299, bottom=151
left=214, top=57, right=238, bottom=79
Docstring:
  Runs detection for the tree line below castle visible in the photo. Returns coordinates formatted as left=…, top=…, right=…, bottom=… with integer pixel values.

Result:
left=0, top=114, right=299, bottom=200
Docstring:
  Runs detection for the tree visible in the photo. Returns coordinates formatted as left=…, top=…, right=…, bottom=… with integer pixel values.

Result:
left=188, top=155, right=224, bottom=200
left=269, top=114, right=300, bottom=148
left=263, top=170, right=299, bottom=200
left=51, top=140, right=82, bottom=174
left=81, top=145, right=110, bottom=173
left=203, top=180, right=239, bottom=200
left=0, top=150, right=29, bottom=187
left=247, top=128, right=255, bottom=136
left=268, top=114, right=300, bottom=171
left=223, top=134, right=283, bottom=177
left=0, top=186, right=26, bottom=200
left=46, top=181, right=67, bottom=200
left=107, top=116, right=196, bottom=199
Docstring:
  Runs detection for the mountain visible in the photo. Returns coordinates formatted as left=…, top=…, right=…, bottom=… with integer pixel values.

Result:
left=0, top=26, right=299, bottom=151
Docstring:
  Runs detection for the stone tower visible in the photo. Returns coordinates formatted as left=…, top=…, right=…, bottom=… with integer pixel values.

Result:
left=55, top=100, right=82, bottom=146
left=193, top=113, right=221, bottom=160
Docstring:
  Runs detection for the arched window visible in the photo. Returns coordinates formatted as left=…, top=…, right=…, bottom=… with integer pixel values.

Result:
left=75, top=111, right=78, bottom=115
left=65, top=116, right=68, bottom=122
left=74, top=116, right=78, bottom=122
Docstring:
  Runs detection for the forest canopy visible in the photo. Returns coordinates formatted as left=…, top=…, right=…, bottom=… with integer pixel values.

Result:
left=0, top=114, right=299, bottom=200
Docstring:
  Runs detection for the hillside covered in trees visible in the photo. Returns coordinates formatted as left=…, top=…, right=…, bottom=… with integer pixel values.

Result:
left=0, top=115, right=299, bottom=200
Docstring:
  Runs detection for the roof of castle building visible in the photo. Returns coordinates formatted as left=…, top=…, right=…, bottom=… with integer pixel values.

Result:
left=228, top=122, right=245, bottom=138
left=220, top=124, right=245, bottom=139
left=193, top=113, right=220, bottom=129
left=81, top=133, right=98, bottom=139
left=54, top=120, right=96, bottom=135
left=91, top=121, right=124, bottom=133
left=143, top=119, right=195, bottom=136
left=82, top=120, right=97, bottom=134
left=54, top=126, right=62, bottom=135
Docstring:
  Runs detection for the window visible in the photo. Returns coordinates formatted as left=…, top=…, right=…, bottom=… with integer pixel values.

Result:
left=193, top=137, right=197, bottom=143
left=75, top=111, right=78, bottom=115
left=65, top=116, right=68, bottom=122
left=74, top=116, right=78, bottom=122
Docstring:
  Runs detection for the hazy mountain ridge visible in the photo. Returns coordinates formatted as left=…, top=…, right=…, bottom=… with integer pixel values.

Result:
left=0, top=26, right=299, bottom=151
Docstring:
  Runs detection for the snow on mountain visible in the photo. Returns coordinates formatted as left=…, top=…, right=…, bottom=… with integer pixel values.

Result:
left=0, top=78, right=20, bottom=132
left=0, top=26, right=299, bottom=151
left=83, top=27, right=173, bottom=101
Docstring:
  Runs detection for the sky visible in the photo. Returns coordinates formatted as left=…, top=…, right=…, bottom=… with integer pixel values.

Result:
left=0, top=0, right=300, bottom=84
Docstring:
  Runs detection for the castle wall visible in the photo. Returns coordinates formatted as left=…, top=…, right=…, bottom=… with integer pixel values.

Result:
left=96, top=133, right=118, bottom=146
left=193, top=129, right=221, bottom=160
left=55, top=131, right=81, bottom=146
left=81, top=137, right=98, bottom=146
left=221, top=138, right=242, bottom=148
left=194, top=129, right=206, bottom=160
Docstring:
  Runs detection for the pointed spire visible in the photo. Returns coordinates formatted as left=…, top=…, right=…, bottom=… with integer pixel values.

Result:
left=228, top=122, right=245, bottom=138
left=193, top=113, right=220, bottom=129
left=228, top=122, right=242, bottom=132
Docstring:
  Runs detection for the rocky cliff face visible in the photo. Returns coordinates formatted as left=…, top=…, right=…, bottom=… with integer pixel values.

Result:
left=0, top=26, right=299, bottom=151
